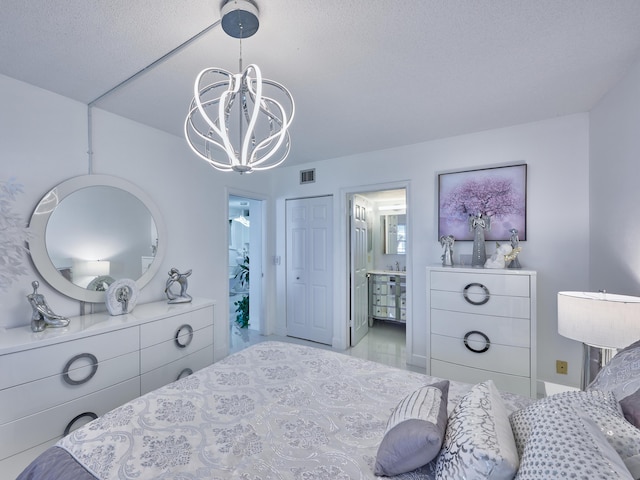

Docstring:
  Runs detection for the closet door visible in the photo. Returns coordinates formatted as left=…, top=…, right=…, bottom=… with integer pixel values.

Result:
left=286, top=196, right=333, bottom=345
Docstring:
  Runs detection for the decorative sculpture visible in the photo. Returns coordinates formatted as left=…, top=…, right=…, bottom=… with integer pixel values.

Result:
left=484, top=243, right=513, bottom=269
left=105, top=278, right=139, bottom=315
left=27, top=280, right=69, bottom=332
left=439, top=235, right=455, bottom=266
left=469, top=213, right=491, bottom=267
left=508, top=228, right=522, bottom=269
left=165, top=267, right=193, bottom=304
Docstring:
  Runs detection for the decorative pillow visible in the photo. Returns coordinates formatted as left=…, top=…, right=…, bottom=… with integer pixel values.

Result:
left=620, top=387, right=640, bottom=429
left=510, top=390, right=640, bottom=478
left=436, top=380, right=519, bottom=480
left=374, top=380, right=449, bottom=476
left=515, top=408, right=633, bottom=479
left=588, top=339, right=640, bottom=401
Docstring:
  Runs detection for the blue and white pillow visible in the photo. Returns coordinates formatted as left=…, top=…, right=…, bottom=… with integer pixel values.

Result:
left=436, top=380, right=519, bottom=480
left=510, top=390, right=640, bottom=479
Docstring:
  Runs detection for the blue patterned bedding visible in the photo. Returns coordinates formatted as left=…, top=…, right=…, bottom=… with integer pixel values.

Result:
left=17, top=341, right=532, bottom=479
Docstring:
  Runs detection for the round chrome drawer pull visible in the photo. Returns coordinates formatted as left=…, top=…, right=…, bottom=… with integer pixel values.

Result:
left=174, top=324, right=194, bottom=348
left=177, top=367, right=193, bottom=380
left=62, top=353, right=99, bottom=385
left=462, top=283, right=490, bottom=305
left=64, top=411, right=98, bottom=436
left=463, top=331, right=491, bottom=353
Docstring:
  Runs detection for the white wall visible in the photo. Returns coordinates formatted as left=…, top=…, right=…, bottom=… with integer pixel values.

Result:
left=0, top=74, right=275, bottom=361
left=590, top=57, right=640, bottom=295
left=1, top=72, right=595, bottom=387
left=273, top=114, right=589, bottom=387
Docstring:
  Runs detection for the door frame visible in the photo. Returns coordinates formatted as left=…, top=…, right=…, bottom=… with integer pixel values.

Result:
left=226, top=188, right=268, bottom=337
left=338, top=181, right=412, bottom=359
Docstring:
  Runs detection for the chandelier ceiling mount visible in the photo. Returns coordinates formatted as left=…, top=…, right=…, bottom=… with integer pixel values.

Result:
left=184, top=0, right=295, bottom=173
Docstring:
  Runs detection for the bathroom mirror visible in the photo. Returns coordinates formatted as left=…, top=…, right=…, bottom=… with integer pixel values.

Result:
left=29, top=175, right=166, bottom=303
left=383, top=214, right=406, bottom=255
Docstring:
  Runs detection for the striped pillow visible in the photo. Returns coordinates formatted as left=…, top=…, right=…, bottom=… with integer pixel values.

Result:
left=374, top=380, right=449, bottom=476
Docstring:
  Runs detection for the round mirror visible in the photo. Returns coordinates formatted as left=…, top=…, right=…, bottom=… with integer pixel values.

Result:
left=29, top=175, right=166, bottom=303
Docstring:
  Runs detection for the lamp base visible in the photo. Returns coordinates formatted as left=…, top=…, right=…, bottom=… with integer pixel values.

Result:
left=581, top=343, right=616, bottom=390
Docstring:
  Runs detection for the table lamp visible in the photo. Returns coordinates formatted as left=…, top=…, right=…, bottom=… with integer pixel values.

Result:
left=557, top=291, right=640, bottom=389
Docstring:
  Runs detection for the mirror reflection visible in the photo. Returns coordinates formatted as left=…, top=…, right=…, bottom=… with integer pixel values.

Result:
left=383, top=214, right=406, bottom=255
left=45, top=186, right=158, bottom=291
left=29, top=175, right=166, bottom=303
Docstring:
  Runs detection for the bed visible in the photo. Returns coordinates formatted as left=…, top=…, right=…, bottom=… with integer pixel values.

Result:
left=17, top=340, right=640, bottom=479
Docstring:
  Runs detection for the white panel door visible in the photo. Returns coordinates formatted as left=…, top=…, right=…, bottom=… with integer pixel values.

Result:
left=350, top=195, right=369, bottom=346
left=286, top=196, right=333, bottom=344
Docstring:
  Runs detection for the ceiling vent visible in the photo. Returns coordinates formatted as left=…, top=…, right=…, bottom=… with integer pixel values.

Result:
left=300, top=168, right=316, bottom=184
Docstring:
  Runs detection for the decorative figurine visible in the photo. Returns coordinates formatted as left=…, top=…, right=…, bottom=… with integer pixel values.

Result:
left=439, top=234, right=455, bottom=266
left=105, top=278, right=139, bottom=315
left=508, top=228, right=522, bottom=269
left=27, top=280, right=69, bottom=332
left=484, top=242, right=513, bottom=269
left=469, top=213, right=491, bottom=267
left=165, top=267, right=192, bottom=304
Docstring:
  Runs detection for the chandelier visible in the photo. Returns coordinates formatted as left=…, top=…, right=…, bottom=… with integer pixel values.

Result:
left=184, top=0, right=295, bottom=173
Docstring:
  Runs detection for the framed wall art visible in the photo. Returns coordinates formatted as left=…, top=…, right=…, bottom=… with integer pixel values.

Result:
left=438, top=163, right=527, bottom=241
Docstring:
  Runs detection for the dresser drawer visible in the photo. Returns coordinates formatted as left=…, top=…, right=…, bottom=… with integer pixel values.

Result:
left=140, top=305, right=213, bottom=349
left=430, top=309, right=530, bottom=348
left=0, top=377, right=139, bottom=461
left=431, top=360, right=531, bottom=397
left=141, top=324, right=213, bottom=374
left=431, top=333, right=530, bottom=377
left=141, top=345, right=214, bottom=395
left=0, top=351, right=139, bottom=425
left=0, top=327, right=139, bottom=390
left=431, top=290, right=530, bottom=319
left=430, top=270, right=530, bottom=297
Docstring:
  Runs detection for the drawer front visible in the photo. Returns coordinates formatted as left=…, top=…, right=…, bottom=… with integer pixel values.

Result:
left=0, top=377, right=139, bottom=461
left=141, top=345, right=214, bottom=395
left=431, top=333, right=530, bottom=377
left=430, top=309, right=530, bottom=348
left=430, top=271, right=530, bottom=297
left=431, top=360, right=531, bottom=397
left=0, top=351, right=139, bottom=425
left=0, top=327, right=139, bottom=390
left=140, top=305, right=213, bottom=349
left=431, top=290, right=530, bottom=319
left=141, top=324, right=213, bottom=374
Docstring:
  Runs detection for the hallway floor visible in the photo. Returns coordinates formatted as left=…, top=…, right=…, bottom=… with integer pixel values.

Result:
left=229, top=319, right=425, bottom=374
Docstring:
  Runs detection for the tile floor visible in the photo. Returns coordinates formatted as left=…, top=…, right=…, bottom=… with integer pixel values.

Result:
left=229, top=313, right=425, bottom=374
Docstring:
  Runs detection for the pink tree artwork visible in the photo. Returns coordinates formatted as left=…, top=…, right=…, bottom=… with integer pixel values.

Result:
left=439, top=165, right=526, bottom=241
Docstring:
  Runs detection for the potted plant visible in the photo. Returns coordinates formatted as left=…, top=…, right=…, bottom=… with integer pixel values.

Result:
left=234, top=255, right=249, bottom=328
left=234, top=294, right=249, bottom=328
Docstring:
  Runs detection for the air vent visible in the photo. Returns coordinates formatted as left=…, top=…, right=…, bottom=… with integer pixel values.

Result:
left=300, top=168, right=316, bottom=184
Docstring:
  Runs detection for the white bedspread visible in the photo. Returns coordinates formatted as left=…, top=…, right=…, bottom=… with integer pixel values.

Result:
left=58, top=341, right=532, bottom=479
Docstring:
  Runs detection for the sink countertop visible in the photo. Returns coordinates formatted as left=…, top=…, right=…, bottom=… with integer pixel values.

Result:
left=368, top=270, right=406, bottom=276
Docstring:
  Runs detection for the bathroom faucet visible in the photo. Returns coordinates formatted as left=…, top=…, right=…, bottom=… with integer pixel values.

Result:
left=395, top=261, right=400, bottom=271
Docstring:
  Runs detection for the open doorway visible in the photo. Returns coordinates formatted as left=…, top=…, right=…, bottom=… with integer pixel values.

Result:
left=348, top=188, right=407, bottom=359
left=228, top=194, right=263, bottom=353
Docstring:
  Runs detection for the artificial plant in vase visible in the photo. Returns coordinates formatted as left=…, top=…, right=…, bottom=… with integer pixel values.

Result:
left=234, top=255, right=250, bottom=328
left=234, top=294, right=249, bottom=328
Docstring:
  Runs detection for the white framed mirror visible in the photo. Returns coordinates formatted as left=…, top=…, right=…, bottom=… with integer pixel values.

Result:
left=383, top=214, right=406, bottom=255
left=28, top=175, right=166, bottom=303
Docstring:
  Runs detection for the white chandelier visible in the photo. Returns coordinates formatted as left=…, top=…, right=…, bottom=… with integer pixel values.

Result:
left=184, top=0, right=295, bottom=173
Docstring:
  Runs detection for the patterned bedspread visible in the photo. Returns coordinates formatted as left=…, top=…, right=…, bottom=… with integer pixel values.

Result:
left=19, top=341, right=532, bottom=479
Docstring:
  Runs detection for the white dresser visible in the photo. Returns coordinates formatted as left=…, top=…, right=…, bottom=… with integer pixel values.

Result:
left=427, top=266, right=537, bottom=397
left=0, top=298, right=215, bottom=477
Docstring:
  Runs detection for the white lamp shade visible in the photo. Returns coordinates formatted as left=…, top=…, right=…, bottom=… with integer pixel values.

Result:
left=558, top=291, right=640, bottom=348
left=73, top=260, right=110, bottom=277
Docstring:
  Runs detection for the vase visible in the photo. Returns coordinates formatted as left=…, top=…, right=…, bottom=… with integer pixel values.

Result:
left=471, top=224, right=487, bottom=267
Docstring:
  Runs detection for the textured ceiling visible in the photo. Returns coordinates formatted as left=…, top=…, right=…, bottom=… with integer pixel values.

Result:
left=2, top=1, right=640, bottom=166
